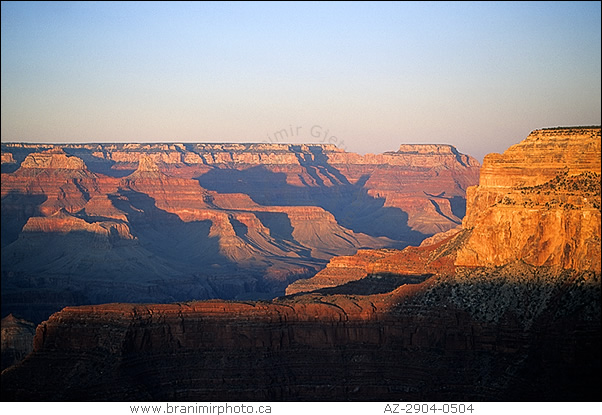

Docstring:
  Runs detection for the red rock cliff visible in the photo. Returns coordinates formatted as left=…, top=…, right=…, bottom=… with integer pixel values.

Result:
left=456, top=127, right=601, bottom=271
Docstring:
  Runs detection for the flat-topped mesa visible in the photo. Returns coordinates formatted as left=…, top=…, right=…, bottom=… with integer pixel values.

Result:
left=457, top=126, right=601, bottom=271
left=395, top=143, right=475, bottom=164
left=391, top=144, right=477, bottom=169
left=326, top=144, right=480, bottom=169
left=19, top=149, right=87, bottom=170
left=397, top=144, right=458, bottom=153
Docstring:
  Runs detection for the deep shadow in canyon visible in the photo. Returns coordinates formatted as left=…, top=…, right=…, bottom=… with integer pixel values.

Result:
left=196, top=164, right=425, bottom=243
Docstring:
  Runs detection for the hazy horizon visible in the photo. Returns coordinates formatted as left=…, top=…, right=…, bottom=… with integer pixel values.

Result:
left=2, top=1, right=600, bottom=162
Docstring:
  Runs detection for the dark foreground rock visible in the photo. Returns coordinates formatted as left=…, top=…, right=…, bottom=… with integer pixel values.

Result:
left=1, top=263, right=600, bottom=401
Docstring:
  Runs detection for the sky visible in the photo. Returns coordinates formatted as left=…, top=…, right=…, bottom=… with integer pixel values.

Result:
left=1, top=1, right=600, bottom=161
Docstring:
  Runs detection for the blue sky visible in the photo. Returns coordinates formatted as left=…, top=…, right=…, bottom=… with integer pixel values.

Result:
left=1, top=1, right=600, bottom=161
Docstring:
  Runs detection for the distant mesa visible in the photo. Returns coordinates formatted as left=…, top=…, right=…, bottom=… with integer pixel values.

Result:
left=1, top=152, right=16, bottom=164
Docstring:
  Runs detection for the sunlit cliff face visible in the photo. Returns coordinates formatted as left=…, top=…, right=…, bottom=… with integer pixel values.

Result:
left=456, top=127, right=601, bottom=271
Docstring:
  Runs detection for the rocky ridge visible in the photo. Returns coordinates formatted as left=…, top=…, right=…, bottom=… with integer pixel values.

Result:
left=2, top=257, right=599, bottom=401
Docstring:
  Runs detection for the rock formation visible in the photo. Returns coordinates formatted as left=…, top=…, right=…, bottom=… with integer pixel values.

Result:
left=456, top=127, right=601, bottom=270
left=1, top=260, right=599, bottom=401
left=1, top=127, right=600, bottom=401
left=1, top=142, right=478, bottom=323
left=2, top=142, right=480, bottom=240
left=285, top=231, right=463, bottom=295
left=287, top=126, right=601, bottom=293
left=1, top=314, right=35, bottom=371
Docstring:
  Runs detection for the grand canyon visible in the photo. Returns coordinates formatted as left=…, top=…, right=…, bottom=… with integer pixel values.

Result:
left=1, top=140, right=479, bottom=322
left=1, top=126, right=600, bottom=401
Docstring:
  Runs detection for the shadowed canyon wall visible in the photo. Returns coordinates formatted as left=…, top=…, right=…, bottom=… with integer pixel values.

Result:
left=2, top=255, right=599, bottom=401
left=1, top=314, right=35, bottom=372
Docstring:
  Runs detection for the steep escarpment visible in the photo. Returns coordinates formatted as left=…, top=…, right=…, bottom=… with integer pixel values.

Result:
left=456, top=127, right=601, bottom=270
left=326, top=144, right=479, bottom=236
left=476, top=128, right=600, bottom=189
left=292, top=127, right=601, bottom=295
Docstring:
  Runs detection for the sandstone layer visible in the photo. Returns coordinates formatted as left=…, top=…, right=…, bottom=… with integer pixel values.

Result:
left=1, top=259, right=599, bottom=401
left=456, top=127, right=601, bottom=270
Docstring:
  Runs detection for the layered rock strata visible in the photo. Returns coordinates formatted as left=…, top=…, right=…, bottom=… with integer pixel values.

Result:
left=1, top=260, right=599, bottom=401
left=285, top=229, right=464, bottom=295
left=456, top=127, right=601, bottom=270
left=2, top=143, right=478, bottom=322
left=288, top=127, right=601, bottom=293
left=2, top=142, right=480, bottom=239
